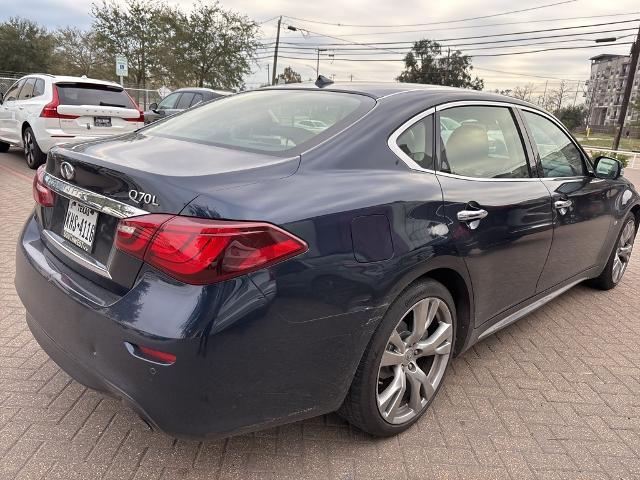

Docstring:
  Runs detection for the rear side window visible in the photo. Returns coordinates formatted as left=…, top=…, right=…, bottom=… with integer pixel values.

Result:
left=145, top=90, right=375, bottom=155
left=56, top=83, right=136, bottom=109
left=33, top=79, right=45, bottom=97
left=439, top=106, right=529, bottom=179
left=522, top=111, right=585, bottom=178
left=190, top=93, right=203, bottom=107
left=396, top=115, right=434, bottom=170
left=18, top=78, right=36, bottom=100
left=176, top=92, right=195, bottom=109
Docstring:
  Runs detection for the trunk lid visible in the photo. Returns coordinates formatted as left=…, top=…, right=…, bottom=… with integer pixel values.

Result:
left=39, top=133, right=300, bottom=293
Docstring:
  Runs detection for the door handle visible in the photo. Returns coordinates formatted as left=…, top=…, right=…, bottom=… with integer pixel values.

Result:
left=554, top=199, right=572, bottom=216
left=457, top=209, right=489, bottom=222
left=18, top=106, right=24, bottom=110
left=554, top=199, right=572, bottom=209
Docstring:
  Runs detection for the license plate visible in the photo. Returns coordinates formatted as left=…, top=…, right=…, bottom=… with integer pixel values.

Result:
left=63, top=201, right=98, bottom=252
left=94, top=116, right=112, bottom=127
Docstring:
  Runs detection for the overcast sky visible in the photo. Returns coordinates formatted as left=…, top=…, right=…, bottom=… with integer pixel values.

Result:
left=3, top=0, right=639, bottom=97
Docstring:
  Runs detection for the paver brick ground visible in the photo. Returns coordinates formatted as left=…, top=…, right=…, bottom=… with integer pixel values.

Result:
left=1, top=149, right=640, bottom=479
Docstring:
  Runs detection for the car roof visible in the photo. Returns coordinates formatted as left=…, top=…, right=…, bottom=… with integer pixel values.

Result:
left=173, top=87, right=232, bottom=95
left=33, top=74, right=123, bottom=88
left=262, top=81, right=536, bottom=108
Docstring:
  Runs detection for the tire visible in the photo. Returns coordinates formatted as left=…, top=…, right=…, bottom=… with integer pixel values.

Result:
left=0, top=141, right=9, bottom=153
left=589, top=213, right=637, bottom=290
left=22, top=126, right=46, bottom=169
left=338, top=279, right=456, bottom=436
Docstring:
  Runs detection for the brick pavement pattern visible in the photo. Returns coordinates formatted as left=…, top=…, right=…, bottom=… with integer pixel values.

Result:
left=1, top=150, right=640, bottom=479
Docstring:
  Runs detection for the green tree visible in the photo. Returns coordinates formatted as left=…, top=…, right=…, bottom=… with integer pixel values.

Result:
left=171, top=1, right=259, bottom=90
left=52, top=27, right=111, bottom=78
left=91, top=0, right=173, bottom=88
left=0, top=17, right=54, bottom=73
left=277, top=66, right=302, bottom=84
left=397, top=40, right=483, bottom=90
left=555, top=105, right=587, bottom=131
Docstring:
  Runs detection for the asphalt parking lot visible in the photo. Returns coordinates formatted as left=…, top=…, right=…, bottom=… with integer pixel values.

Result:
left=1, top=148, right=640, bottom=480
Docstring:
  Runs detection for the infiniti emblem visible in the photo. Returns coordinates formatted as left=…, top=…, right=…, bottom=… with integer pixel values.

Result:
left=60, top=162, right=75, bottom=181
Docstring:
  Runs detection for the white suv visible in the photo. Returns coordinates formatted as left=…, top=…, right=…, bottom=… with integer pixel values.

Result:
left=0, top=74, right=144, bottom=168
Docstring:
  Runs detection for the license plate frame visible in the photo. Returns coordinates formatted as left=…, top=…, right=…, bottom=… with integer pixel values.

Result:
left=94, top=116, right=112, bottom=127
left=62, top=201, right=99, bottom=253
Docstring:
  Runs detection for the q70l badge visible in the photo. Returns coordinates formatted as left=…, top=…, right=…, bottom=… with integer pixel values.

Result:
left=129, top=189, right=159, bottom=206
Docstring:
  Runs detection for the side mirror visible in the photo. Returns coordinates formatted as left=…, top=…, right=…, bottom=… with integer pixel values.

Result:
left=148, top=102, right=158, bottom=111
left=594, top=156, right=622, bottom=180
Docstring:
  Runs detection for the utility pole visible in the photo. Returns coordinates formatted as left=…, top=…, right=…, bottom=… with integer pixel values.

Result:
left=541, top=80, right=548, bottom=108
left=572, top=81, right=581, bottom=107
left=316, top=48, right=327, bottom=77
left=349, top=74, right=353, bottom=82
left=445, top=48, right=451, bottom=85
left=271, top=16, right=282, bottom=86
left=613, top=24, right=640, bottom=150
left=266, top=64, right=270, bottom=86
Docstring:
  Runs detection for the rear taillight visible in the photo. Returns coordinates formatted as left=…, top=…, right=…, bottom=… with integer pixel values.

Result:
left=32, top=165, right=55, bottom=207
left=40, top=85, right=79, bottom=119
left=125, top=109, right=144, bottom=123
left=115, top=215, right=307, bottom=285
left=124, top=90, right=144, bottom=122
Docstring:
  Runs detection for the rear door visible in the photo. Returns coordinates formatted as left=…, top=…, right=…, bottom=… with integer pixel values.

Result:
left=435, top=103, right=554, bottom=324
left=55, top=82, right=141, bottom=136
left=519, top=108, right=614, bottom=291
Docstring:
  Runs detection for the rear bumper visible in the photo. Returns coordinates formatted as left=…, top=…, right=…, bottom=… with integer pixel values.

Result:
left=15, top=214, right=375, bottom=438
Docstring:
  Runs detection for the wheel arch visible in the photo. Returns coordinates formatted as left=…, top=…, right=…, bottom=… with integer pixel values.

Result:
left=386, top=258, right=475, bottom=357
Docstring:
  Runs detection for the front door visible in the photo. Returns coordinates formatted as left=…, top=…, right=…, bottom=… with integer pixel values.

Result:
left=519, top=109, right=614, bottom=291
left=436, top=104, right=554, bottom=324
left=0, top=79, right=24, bottom=142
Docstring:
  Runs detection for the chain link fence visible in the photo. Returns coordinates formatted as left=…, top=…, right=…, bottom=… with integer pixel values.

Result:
left=0, top=75, right=21, bottom=95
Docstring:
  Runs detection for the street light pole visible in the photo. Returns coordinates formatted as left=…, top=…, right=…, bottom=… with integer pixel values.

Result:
left=613, top=24, right=640, bottom=151
left=271, top=16, right=282, bottom=86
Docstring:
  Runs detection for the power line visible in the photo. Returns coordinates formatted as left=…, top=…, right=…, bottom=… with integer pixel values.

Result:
left=281, top=0, right=577, bottom=28
left=259, top=12, right=640, bottom=39
left=257, top=28, right=638, bottom=52
left=262, top=18, right=640, bottom=47
left=253, top=42, right=634, bottom=62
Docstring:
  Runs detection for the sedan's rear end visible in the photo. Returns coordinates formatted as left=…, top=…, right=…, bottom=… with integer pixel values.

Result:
left=15, top=88, right=378, bottom=438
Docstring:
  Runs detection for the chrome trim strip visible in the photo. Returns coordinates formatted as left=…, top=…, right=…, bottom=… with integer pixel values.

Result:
left=386, top=98, right=591, bottom=183
left=478, top=278, right=585, bottom=340
left=43, top=172, right=148, bottom=219
left=42, top=230, right=113, bottom=279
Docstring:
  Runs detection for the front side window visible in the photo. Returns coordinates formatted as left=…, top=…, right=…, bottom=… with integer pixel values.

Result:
left=522, top=111, right=585, bottom=178
left=158, top=92, right=180, bottom=110
left=4, top=80, right=24, bottom=102
left=144, top=90, right=374, bottom=154
left=439, top=106, right=529, bottom=179
left=396, top=115, right=434, bottom=170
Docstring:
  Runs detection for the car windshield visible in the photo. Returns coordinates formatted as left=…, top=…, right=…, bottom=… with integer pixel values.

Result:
left=56, top=83, right=136, bottom=109
left=143, top=90, right=374, bottom=154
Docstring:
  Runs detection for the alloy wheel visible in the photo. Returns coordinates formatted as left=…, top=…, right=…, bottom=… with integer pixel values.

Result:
left=23, top=130, right=35, bottom=167
left=376, top=297, right=453, bottom=425
left=612, top=220, right=635, bottom=284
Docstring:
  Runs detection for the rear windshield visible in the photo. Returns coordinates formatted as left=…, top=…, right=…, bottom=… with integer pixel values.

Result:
left=143, top=90, right=375, bottom=154
left=56, top=83, right=136, bottom=109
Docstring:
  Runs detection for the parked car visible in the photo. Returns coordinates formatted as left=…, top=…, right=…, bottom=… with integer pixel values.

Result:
left=0, top=74, right=144, bottom=168
left=144, top=87, right=231, bottom=124
left=16, top=82, right=638, bottom=439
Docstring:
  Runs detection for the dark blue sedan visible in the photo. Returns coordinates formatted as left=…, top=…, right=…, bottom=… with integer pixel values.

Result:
left=16, top=81, right=638, bottom=438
